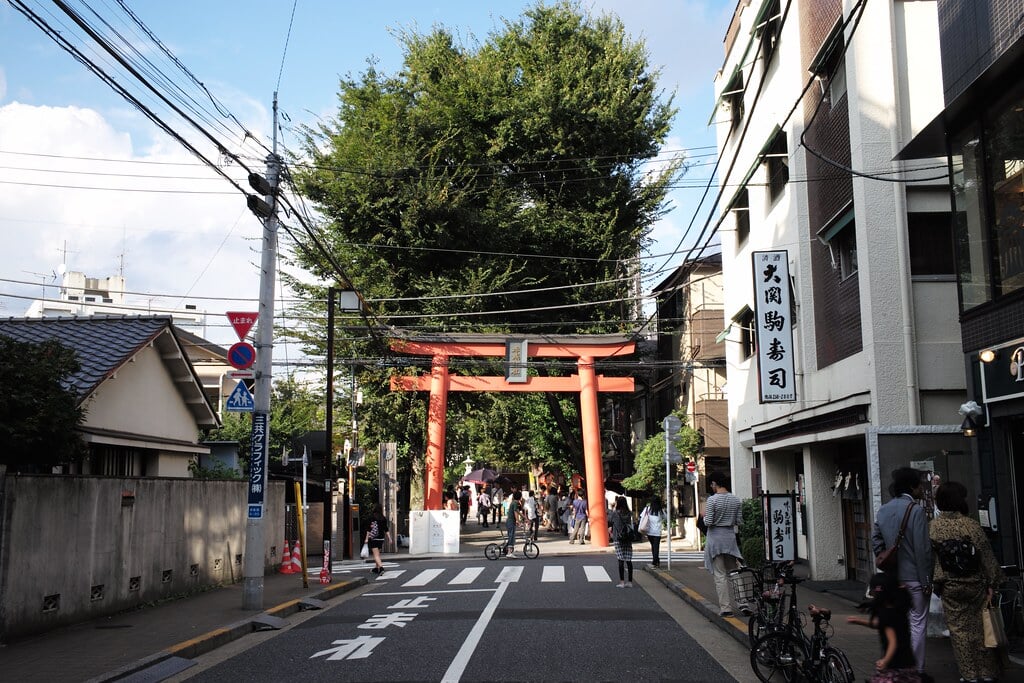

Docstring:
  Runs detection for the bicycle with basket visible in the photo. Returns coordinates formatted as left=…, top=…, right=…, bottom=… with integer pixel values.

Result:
left=731, top=561, right=854, bottom=682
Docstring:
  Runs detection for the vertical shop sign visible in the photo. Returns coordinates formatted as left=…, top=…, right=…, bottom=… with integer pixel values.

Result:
left=752, top=250, right=796, bottom=402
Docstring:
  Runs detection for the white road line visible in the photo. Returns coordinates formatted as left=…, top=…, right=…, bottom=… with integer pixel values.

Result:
left=583, top=565, right=613, bottom=582
left=450, top=567, right=484, bottom=585
left=441, top=581, right=510, bottom=682
left=495, top=566, right=523, bottom=583
left=377, top=570, right=405, bottom=580
left=541, top=565, right=565, bottom=582
left=403, top=568, right=445, bottom=586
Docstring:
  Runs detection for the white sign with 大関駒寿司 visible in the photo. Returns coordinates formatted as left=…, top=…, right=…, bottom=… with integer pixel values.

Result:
left=752, top=250, right=796, bottom=402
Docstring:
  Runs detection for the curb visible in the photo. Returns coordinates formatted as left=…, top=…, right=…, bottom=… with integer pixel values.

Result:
left=87, top=577, right=367, bottom=683
left=645, top=567, right=750, bottom=649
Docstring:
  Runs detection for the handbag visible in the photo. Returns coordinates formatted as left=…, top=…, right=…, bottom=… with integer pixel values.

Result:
left=875, top=503, right=914, bottom=571
left=360, top=542, right=370, bottom=560
left=983, top=602, right=1008, bottom=649
left=638, top=508, right=651, bottom=534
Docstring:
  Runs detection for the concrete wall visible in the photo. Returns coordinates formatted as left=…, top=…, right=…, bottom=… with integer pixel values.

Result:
left=0, top=474, right=285, bottom=641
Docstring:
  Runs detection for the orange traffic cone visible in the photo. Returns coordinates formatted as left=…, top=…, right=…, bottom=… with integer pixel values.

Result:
left=290, top=539, right=303, bottom=575
left=280, top=540, right=295, bottom=574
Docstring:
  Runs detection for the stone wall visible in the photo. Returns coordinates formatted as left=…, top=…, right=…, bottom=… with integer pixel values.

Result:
left=0, top=473, right=284, bottom=640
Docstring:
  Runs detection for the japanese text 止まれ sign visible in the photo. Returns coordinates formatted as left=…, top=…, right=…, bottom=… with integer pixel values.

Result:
left=752, top=250, right=796, bottom=402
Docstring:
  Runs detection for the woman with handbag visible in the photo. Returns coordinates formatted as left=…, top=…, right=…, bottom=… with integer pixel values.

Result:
left=930, top=482, right=1003, bottom=683
left=639, top=496, right=664, bottom=567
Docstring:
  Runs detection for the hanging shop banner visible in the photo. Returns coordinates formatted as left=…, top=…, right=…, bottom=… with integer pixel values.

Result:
left=764, top=492, right=797, bottom=562
left=752, top=250, right=796, bottom=402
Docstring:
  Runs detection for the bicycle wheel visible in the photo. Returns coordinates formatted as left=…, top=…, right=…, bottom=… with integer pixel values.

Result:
left=522, top=540, right=539, bottom=559
left=819, top=648, right=854, bottom=683
left=484, top=543, right=500, bottom=561
left=750, top=632, right=808, bottom=682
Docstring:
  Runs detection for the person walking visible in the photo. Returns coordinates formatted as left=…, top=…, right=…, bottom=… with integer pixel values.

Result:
left=477, top=487, right=492, bottom=528
left=872, top=466, right=932, bottom=674
left=524, top=490, right=540, bottom=541
left=546, top=486, right=561, bottom=533
left=703, top=471, right=747, bottom=616
left=609, top=495, right=635, bottom=588
left=639, top=496, right=665, bottom=567
left=568, top=489, right=589, bottom=544
left=459, top=485, right=470, bottom=525
left=930, top=481, right=1003, bottom=683
left=847, top=571, right=921, bottom=680
left=491, top=485, right=504, bottom=526
left=365, top=504, right=392, bottom=576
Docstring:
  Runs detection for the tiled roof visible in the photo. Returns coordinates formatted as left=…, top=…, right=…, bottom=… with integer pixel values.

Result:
left=0, top=315, right=175, bottom=400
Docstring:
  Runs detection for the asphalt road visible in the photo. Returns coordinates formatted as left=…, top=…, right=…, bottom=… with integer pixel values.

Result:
left=168, top=555, right=751, bottom=682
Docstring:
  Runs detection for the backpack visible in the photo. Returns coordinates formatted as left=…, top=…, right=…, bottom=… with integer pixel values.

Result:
left=934, top=537, right=980, bottom=577
left=618, top=520, right=641, bottom=544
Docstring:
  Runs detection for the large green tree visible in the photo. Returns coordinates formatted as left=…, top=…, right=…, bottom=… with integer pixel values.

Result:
left=286, top=1, right=683, bottom=476
left=0, top=337, right=85, bottom=471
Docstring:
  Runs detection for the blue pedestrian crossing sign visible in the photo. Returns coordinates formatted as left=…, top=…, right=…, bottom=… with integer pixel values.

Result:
left=225, top=381, right=255, bottom=412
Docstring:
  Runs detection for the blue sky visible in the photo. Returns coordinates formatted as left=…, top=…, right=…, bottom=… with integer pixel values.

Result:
left=0, top=1, right=734, bottom=345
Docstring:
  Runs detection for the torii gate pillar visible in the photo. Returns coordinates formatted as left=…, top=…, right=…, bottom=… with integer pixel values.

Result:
left=425, top=355, right=449, bottom=512
left=390, top=335, right=635, bottom=548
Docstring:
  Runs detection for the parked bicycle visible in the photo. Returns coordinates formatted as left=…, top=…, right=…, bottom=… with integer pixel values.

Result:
left=485, top=525, right=539, bottom=560
left=730, top=561, right=802, bottom=646
left=750, top=603, right=853, bottom=682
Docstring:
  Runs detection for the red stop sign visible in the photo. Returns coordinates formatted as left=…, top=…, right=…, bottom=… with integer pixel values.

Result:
left=686, top=461, right=696, bottom=473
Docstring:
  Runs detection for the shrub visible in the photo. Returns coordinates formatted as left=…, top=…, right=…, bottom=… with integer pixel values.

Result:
left=738, top=497, right=765, bottom=569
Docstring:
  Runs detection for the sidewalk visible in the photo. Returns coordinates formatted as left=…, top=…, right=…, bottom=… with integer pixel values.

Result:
left=1, top=520, right=1021, bottom=682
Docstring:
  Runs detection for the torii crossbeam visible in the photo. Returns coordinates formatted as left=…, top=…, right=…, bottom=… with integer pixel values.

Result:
left=389, top=334, right=635, bottom=547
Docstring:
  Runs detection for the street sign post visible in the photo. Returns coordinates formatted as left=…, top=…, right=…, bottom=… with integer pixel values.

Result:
left=663, top=415, right=682, bottom=569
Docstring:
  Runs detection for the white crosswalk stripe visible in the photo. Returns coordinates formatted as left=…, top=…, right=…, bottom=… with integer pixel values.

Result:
left=403, top=568, right=445, bottom=586
left=449, top=567, right=484, bottom=584
left=495, top=566, right=523, bottom=583
left=541, top=565, right=564, bottom=582
left=583, top=565, right=613, bottom=582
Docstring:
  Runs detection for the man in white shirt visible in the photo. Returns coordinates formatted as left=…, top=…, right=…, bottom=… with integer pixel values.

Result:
left=523, top=490, right=539, bottom=541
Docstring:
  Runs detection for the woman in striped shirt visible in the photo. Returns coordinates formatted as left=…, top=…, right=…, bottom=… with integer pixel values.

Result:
left=703, top=471, right=748, bottom=616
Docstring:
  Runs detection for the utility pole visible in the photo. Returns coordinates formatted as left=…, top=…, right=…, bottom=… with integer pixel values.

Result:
left=323, top=287, right=336, bottom=582
left=242, top=94, right=281, bottom=610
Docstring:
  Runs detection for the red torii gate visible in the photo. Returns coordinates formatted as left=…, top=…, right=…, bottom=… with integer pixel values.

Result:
left=389, top=334, right=635, bottom=547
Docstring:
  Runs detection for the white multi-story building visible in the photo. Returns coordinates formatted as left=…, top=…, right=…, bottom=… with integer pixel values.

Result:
left=713, top=0, right=966, bottom=581
left=25, top=270, right=206, bottom=336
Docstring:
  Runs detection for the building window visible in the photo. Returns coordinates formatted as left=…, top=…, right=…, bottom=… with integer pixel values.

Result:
left=725, top=70, right=745, bottom=134
left=908, top=212, right=955, bottom=277
left=817, top=206, right=857, bottom=280
left=733, top=188, right=750, bottom=247
left=952, top=126, right=991, bottom=309
left=986, top=93, right=1024, bottom=299
left=736, top=306, right=756, bottom=360
left=835, top=225, right=858, bottom=280
left=753, top=0, right=782, bottom=66
left=763, top=131, right=789, bottom=204
left=808, top=20, right=846, bottom=106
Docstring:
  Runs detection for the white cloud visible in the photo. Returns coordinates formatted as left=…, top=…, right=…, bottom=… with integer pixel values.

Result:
left=0, top=102, right=271, bottom=345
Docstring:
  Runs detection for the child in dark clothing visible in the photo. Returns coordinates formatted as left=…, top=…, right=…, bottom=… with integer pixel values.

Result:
left=848, top=572, right=929, bottom=682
